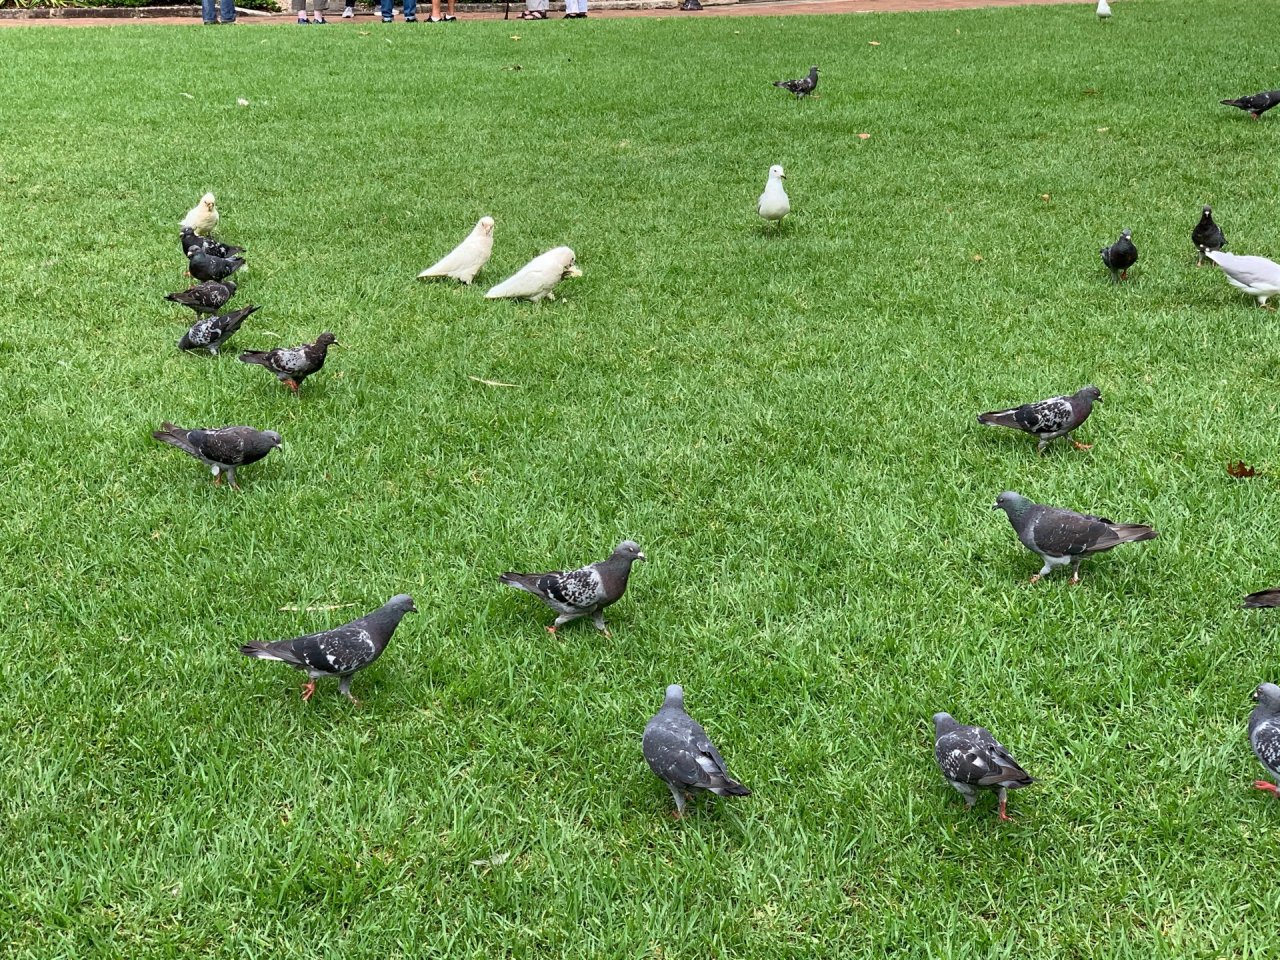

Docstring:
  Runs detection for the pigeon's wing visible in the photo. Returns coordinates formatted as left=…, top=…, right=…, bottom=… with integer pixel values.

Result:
left=1251, top=715, right=1280, bottom=776
left=191, top=428, right=249, bottom=466
left=180, top=317, right=219, bottom=349
left=540, top=567, right=606, bottom=612
left=1015, top=396, right=1073, bottom=434
left=936, top=728, right=1030, bottom=787
left=645, top=713, right=720, bottom=788
left=1027, top=506, right=1117, bottom=557
left=286, top=624, right=378, bottom=675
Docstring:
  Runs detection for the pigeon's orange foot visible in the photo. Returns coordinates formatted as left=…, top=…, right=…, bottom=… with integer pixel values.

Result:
left=213, top=474, right=224, bottom=487
left=1120, top=270, right=1129, bottom=281
left=1071, top=440, right=1094, bottom=451
left=545, top=625, right=558, bottom=636
left=345, top=695, right=361, bottom=707
left=284, top=379, right=300, bottom=393
left=1028, top=574, right=1043, bottom=584
left=301, top=681, right=317, bottom=702
left=998, top=809, right=1013, bottom=822
left=670, top=809, right=684, bottom=820
left=1253, top=780, right=1278, bottom=794
left=600, top=628, right=613, bottom=639
left=1070, top=573, right=1082, bottom=585
left=229, top=480, right=242, bottom=491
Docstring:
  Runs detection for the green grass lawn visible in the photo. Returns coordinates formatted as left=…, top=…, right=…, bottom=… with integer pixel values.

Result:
left=4, top=1, right=1280, bottom=955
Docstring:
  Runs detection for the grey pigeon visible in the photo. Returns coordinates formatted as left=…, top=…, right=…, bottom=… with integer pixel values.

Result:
left=181, top=227, right=244, bottom=260
left=178, top=304, right=259, bottom=355
left=977, top=386, right=1101, bottom=454
left=773, top=65, right=819, bottom=98
left=187, top=249, right=246, bottom=284
left=1242, top=588, right=1280, bottom=609
left=240, top=594, right=417, bottom=704
left=1192, top=206, right=1227, bottom=265
left=1100, top=229, right=1137, bottom=282
left=1221, top=90, right=1280, bottom=120
left=1249, top=683, right=1280, bottom=797
left=152, top=422, right=281, bottom=489
left=498, top=539, right=646, bottom=636
left=165, top=279, right=236, bottom=317
left=992, top=490, right=1158, bottom=584
left=1204, top=250, right=1280, bottom=308
left=642, top=684, right=751, bottom=817
left=932, top=712, right=1035, bottom=821
left=238, top=332, right=339, bottom=393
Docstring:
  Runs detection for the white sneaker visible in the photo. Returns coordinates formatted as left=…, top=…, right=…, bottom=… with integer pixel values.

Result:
left=342, top=5, right=354, bottom=14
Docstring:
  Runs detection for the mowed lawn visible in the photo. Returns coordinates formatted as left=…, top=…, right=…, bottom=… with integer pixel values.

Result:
left=3, top=1, right=1280, bottom=955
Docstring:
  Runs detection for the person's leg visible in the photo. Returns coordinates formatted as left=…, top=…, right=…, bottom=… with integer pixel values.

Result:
left=402, top=0, right=416, bottom=20
left=201, top=0, right=217, bottom=22
left=381, top=0, right=393, bottom=19
left=221, top=0, right=236, bottom=21
left=342, top=0, right=354, bottom=14
left=313, top=0, right=328, bottom=23
left=428, top=0, right=440, bottom=19
left=293, top=0, right=308, bottom=21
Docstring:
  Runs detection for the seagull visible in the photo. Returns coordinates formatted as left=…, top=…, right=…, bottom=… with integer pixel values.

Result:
left=1096, top=0, right=1111, bottom=18
left=1204, top=250, right=1280, bottom=308
left=758, top=165, right=790, bottom=223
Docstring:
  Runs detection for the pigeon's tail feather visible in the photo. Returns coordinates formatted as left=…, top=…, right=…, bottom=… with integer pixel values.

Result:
left=1104, top=523, right=1158, bottom=545
left=238, top=350, right=271, bottom=367
left=498, top=572, right=542, bottom=594
left=710, top=776, right=752, bottom=798
left=771, top=80, right=787, bottom=89
left=977, top=409, right=1021, bottom=429
left=1243, top=588, right=1280, bottom=609
left=1222, top=98, right=1245, bottom=108
left=239, top=641, right=275, bottom=658
left=152, top=422, right=196, bottom=455
left=239, top=640, right=301, bottom=665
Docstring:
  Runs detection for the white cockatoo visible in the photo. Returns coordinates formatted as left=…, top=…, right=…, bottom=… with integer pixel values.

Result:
left=757, top=165, right=790, bottom=223
left=1096, top=0, right=1111, bottom=18
left=181, top=193, right=219, bottom=236
left=1205, top=250, right=1280, bottom=308
left=484, top=247, right=582, bottom=303
left=417, top=216, right=495, bottom=284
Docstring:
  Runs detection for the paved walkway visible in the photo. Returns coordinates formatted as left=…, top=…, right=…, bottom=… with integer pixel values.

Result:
left=0, top=0, right=1078, bottom=27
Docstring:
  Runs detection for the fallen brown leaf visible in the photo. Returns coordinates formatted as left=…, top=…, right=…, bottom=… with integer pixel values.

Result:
left=1227, top=460, right=1258, bottom=479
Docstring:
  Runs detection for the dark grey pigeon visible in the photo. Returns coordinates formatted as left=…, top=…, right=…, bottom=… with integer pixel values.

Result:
left=932, top=712, right=1035, bottom=821
left=1249, top=683, right=1280, bottom=797
left=499, top=539, right=646, bottom=636
left=773, top=65, right=819, bottom=98
left=178, top=304, right=259, bottom=355
left=642, top=684, right=751, bottom=818
left=1100, top=229, right=1137, bottom=282
left=240, top=594, right=417, bottom=704
left=239, top=332, right=338, bottom=394
left=1192, top=206, right=1227, bottom=265
left=165, top=279, right=236, bottom=317
left=1242, top=588, right=1280, bottom=609
left=188, top=249, right=246, bottom=284
left=977, top=385, right=1101, bottom=454
left=992, top=490, right=1158, bottom=584
left=1221, top=90, right=1280, bottom=120
left=181, top=227, right=244, bottom=259
left=152, top=422, right=281, bottom=489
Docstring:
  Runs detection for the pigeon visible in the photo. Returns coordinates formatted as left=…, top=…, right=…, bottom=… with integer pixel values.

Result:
left=1249, top=683, right=1280, bottom=797
left=1221, top=90, right=1280, bottom=121
left=152, top=422, right=281, bottom=489
left=181, top=192, right=219, bottom=236
left=165, top=279, right=236, bottom=317
left=187, top=249, right=246, bottom=284
left=1100, top=229, right=1137, bottom=282
left=498, top=539, right=646, bottom=636
left=1095, top=0, right=1110, bottom=18
left=238, top=332, right=339, bottom=393
left=1204, top=250, right=1280, bottom=308
left=484, top=247, right=582, bottom=302
left=1242, top=588, right=1280, bottom=609
left=417, top=216, right=495, bottom=284
left=773, top=65, right=819, bottom=98
left=932, top=712, right=1035, bottom=821
left=642, top=684, right=751, bottom=818
left=178, top=304, right=260, bottom=355
left=240, top=594, right=417, bottom=704
left=1191, top=206, right=1227, bottom=265
left=977, top=386, right=1101, bottom=454
left=679, top=0, right=702, bottom=10
left=181, top=227, right=244, bottom=260
left=992, top=491, right=1158, bottom=584
left=758, top=165, right=790, bottom=223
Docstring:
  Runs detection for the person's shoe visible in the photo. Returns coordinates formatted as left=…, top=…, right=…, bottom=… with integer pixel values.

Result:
left=426, top=14, right=441, bottom=20
left=442, top=13, right=456, bottom=18
left=405, top=14, right=417, bottom=20
left=313, top=15, right=328, bottom=22
left=382, top=14, right=393, bottom=19
left=297, top=13, right=308, bottom=20
left=342, top=4, right=354, bottom=13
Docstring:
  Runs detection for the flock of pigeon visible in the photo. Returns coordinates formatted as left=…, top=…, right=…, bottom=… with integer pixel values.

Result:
left=143, top=58, right=1280, bottom=820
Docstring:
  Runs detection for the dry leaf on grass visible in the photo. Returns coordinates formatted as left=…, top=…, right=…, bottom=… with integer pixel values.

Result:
left=1227, top=461, right=1258, bottom=479
left=468, top=376, right=520, bottom=388
left=471, top=851, right=512, bottom=868
left=857, top=133, right=872, bottom=140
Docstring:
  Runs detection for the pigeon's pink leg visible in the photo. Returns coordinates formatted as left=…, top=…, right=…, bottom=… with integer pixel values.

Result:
left=300, top=681, right=317, bottom=701
left=1120, top=270, right=1128, bottom=281
left=1028, top=574, right=1043, bottom=584
left=1253, top=780, right=1279, bottom=794
left=229, top=479, right=242, bottom=491
left=1070, top=439, right=1093, bottom=451
left=1070, top=572, right=1082, bottom=585
left=213, top=474, right=224, bottom=487
left=284, top=379, right=300, bottom=394
left=670, top=809, right=684, bottom=820
left=998, top=796, right=1012, bottom=821
left=545, top=625, right=558, bottom=636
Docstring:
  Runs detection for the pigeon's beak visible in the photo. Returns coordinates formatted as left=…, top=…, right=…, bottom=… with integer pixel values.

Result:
left=409, top=601, right=419, bottom=613
left=991, top=501, right=1001, bottom=510
left=637, top=552, right=647, bottom=562
left=332, top=340, right=346, bottom=349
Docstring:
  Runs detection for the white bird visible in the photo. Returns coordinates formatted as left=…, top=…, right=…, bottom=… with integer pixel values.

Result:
left=1096, top=0, right=1111, bottom=19
left=757, top=165, right=790, bottom=223
left=181, top=192, right=219, bottom=236
left=417, top=216, right=495, bottom=285
left=484, top=246, right=582, bottom=303
left=1205, top=250, right=1280, bottom=308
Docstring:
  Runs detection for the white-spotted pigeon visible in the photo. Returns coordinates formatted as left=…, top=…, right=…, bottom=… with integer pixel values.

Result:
left=239, top=332, right=339, bottom=393
left=1221, top=90, right=1280, bottom=120
left=152, top=422, right=281, bottom=489
left=932, top=712, right=1034, bottom=821
left=992, top=491, right=1157, bottom=584
left=166, top=279, right=236, bottom=317
left=1100, top=229, right=1137, bottom=282
left=1250, top=683, right=1280, bottom=797
left=773, top=65, right=818, bottom=98
left=240, top=594, right=417, bottom=704
left=643, top=684, right=751, bottom=818
left=181, top=227, right=244, bottom=260
left=499, top=539, right=645, bottom=636
left=977, top=385, right=1101, bottom=454
left=178, top=305, right=259, bottom=355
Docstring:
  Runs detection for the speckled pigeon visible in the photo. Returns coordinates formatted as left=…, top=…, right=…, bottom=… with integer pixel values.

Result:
left=773, top=65, right=818, bottom=98
left=152, top=422, right=281, bottom=489
left=240, top=594, right=417, bottom=704
left=1192, top=206, right=1227, bottom=265
left=932, top=712, right=1035, bottom=821
left=1249, top=683, right=1280, bottom=797
left=499, top=539, right=646, bottom=636
left=181, top=227, right=244, bottom=260
left=992, top=490, right=1158, bottom=584
left=1242, top=588, right=1280, bottom=609
left=165, top=279, right=236, bottom=317
left=1204, top=250, right=1280, bottom=308
left=188, top=249, right=245, bottom=284
left=178, top=305, right=259, bottom=355
left=238, top=332, right=338, bottom=393
left=1100, top=229, right=1137, bottom=282
left=977, top=386, right=1101, bottom=454
left=643, top=684, right=751, bottom=818
left=1221, top=90, right=1280, bottom=120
